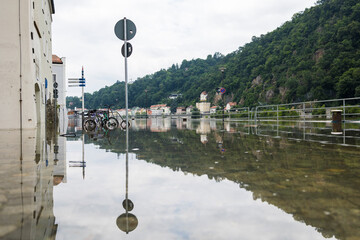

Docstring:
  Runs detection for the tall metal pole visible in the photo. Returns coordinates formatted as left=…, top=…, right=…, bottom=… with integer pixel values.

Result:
left=82, top=66, right=85, bottom=126
left=124, top=19, right=130, bottom=227
left=124, top=18, right=129, bottom=130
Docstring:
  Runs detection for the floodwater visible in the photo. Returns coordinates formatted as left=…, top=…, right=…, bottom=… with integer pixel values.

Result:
left=1, top=118, right=360, bottom=240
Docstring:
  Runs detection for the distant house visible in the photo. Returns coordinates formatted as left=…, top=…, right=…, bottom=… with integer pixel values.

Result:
left=137, top=108, right=147, bottom=115
left=132, top=107, right=147, bottom=116
left=196, top=91, right=210, bottom=114
left=186, top=106, right=194, bottom=114
left=225, top=102, right=237, bottom=111
left=169, top=93, right=182, bottom=99
left=196, top=102, right=211, bottom=114
left=116, top=109, right=132, bottom=116
left=200, top=91, right=208, bottom=102
left=164, top=106, right=171, bottom=115
left=210, top=106, right=217, bottom=114
left=150, top=104, right=170, bottom=116
left=176, top=107, right=186, bottom=115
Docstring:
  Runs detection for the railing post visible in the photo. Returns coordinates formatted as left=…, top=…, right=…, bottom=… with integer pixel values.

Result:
left=303, top=102, right=305, bottom=121
left=255, top=106, right=258, bottom=126
left=343, top=99, right=346, bottom=122
left=248, top=107, right=250, bottom=123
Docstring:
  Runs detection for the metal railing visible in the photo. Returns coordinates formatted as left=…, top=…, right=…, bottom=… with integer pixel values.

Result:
left=254, top=97, right=360, bottom=124
left=131, top=97, right=360, bottom=123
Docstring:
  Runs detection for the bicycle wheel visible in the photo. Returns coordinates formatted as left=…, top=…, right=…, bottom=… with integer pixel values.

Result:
left=106, top=117, right=119, bottom=130
left=120, top=120, right=131, bottom=129
left=83, top=119, right=96, bottom=131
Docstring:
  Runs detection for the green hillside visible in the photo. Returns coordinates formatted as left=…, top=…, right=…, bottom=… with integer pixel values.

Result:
left=67, top=0, right=360, bottom=110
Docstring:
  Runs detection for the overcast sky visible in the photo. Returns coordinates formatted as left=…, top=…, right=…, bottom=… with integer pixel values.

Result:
left=52, top=0, right=316, bottom=96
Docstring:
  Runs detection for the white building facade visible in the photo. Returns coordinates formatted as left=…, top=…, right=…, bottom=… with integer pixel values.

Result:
left=52, top=55, right=67, bottom=134
left=0, top=0, right=55, bottom=129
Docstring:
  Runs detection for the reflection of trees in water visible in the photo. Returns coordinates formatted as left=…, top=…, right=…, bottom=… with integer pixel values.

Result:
left=88, top=129, right=360, bottom=240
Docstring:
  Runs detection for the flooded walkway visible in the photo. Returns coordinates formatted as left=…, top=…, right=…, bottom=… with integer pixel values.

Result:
left=0, top=118, right=359, bottom=240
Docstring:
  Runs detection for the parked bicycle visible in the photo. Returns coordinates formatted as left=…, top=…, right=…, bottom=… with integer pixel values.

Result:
left=83, top=105, right=130, bottom=131
left=83, top=110, right=101, bottom=131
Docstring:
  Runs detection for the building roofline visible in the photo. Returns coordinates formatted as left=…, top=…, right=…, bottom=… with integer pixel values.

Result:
left=52, top=55, right=63, bottom=64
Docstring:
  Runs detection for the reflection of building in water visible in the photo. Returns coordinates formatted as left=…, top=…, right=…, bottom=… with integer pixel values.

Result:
left=196, top=120, right=211, bottom=135
left=130, top=119, right=147, bottom=130
left=214, top=132, right=224, bottom=149
left=197, top=120, right=211, bottom=144
left=200, top=135, right=208, bottom=144
left=53, top=133, right=67, bottom=184
left=130, top=118, right=171, bottom=132
left=150, top=118, right=171, bottom=132
left=185, top=118, right=193, bottom=130
left=223, top=122, right=236, bottom=133
left=0, top=128, right=63, bottom=239
left=175, top=117, right=188, bottom=130
left=210, top=119, right=217, bottom=130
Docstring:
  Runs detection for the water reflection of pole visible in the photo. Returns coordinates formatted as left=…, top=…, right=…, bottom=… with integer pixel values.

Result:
left=125, top=127, right=129, bottom=231
left=276, top=106, right=279, bottom=137
left=82, top=134, right=85, bottom=179
left=116, top=125, right=138, bottom=234
left=20, top=129, right=24, bottom=239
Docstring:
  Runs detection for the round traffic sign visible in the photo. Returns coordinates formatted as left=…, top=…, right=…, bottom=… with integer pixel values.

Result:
left=121, top=42, right=133, bottom=57
left=122, top=199, right=134, bottom=211
left=114, top=18, right=137, bottom=41
left=220, top=88, right=226, bottom=94
left=116, top=213, right=138, bottom=233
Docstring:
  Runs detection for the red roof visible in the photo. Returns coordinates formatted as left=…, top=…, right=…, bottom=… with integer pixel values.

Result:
left=52, top=55, right=63, bottom=64
left=150, top=104, right=167, bottom=108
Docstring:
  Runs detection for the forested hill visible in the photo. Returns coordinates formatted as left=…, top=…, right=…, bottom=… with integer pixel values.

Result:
left=67, top=0, right=360, bottom=110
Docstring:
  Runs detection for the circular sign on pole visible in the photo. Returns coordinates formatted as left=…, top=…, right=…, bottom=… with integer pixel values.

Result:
left=122, top=199, right=134, bottom=211
left=220, top=88, right=226, bottom=94
left=114, top=18, right=137, bottom=41
left=121, top=42, right=133, bottom=57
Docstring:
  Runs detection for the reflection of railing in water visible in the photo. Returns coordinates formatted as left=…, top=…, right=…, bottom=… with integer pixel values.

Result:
left=68, top=134, right=86, bottom=179
left=253, top=121, right=360, bottom=147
